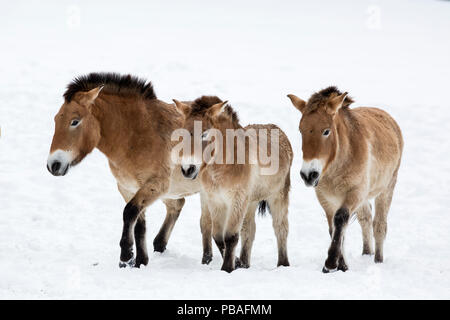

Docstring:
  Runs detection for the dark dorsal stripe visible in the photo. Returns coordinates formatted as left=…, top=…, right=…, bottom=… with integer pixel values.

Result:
left=63, top=72, right=157, bottom=102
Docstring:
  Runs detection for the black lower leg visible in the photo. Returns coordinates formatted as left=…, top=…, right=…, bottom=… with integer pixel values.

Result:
left=214, top=237, right=225, bottom=258
left=324, top=208, right=349, bottom=271
left=120, top=202, right=141, bottom=263
left=221, top=233, right=239, bottom=273
left=134, top=214, right=148, bottom=267
left=202, top=237, right=213, bottom=265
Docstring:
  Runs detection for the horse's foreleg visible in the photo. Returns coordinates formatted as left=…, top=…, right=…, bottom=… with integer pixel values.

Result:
left=200, top=195, right=213, bottom=265
left=134, top=211, right=148, bottom=267
left=153, top=198, right=185, bottom=253
left=238, top=201, right=257, bottom=269
left=119, top=179, right=168, bottom=266
left=323, top=190, right=363, bottom=273
left=221, top=195, right=248, bottom=273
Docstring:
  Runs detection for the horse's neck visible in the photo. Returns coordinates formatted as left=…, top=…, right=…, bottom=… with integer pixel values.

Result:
left=91, top=95, right=164, bottom=162
left=328, top=111, right=357, bottom=172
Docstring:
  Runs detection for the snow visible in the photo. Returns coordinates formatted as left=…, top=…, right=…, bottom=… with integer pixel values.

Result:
left=1, top=0, right=449, bottom=299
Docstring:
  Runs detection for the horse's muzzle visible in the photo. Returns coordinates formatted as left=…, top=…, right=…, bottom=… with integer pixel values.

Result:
left=181, top=165, right=198, bottom=180
left=47, top=160, right=69, bottom=176
left=300, top=170, right=319, bottom=187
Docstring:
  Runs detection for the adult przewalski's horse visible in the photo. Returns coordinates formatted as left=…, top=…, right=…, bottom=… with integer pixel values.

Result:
left=288, top=86, right=403, bottom=272
left=47, top=72, right=201, bottom=267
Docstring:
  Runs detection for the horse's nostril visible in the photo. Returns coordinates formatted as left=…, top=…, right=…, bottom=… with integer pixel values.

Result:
left=310, top=171, right=319, bottom=180
left=51, top=161, right=61, bottom=173
left=187, top=165, right=195, bottom=176
left=181, top=167, right=187, bottom=176
left=300, top=171, right=307, bottom=182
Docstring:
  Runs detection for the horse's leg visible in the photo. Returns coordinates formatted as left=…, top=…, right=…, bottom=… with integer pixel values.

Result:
left=120, top=179, right=168, bottom=266
left=316, top=192, right=335, bottom=237
left=323, top=190, right=363, bottom=273
left=117, top=184, right=148, bottom=268
left=269, top=195, right=290, bottom=267
left=357, top=201, right=374, bottom=255
left=200, top=195, right=213, bottom=265
left=211, top=205, right=227, bottom=260
left=153, top=198, right=185, bottom=253
left=238, top=201, right=257, bottom=269
left=221, top=195, right=248, bottom=273
left=134, top=211, right=148, bottom=267
left=374, top=173, right=397, bottom=263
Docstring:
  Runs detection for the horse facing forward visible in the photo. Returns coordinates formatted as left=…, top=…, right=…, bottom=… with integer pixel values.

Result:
left=173, top=96, right=293, bottom=272
left=47, top=72, right=202, bottom=268
left=288, top=86, right=403, bottom=272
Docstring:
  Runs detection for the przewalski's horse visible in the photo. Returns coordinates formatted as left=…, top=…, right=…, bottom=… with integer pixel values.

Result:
left=172, top=97, right=293, bottom=272
left=288, top=86, right=403, bottom=272
left=47, top=72, right=201, bottom=268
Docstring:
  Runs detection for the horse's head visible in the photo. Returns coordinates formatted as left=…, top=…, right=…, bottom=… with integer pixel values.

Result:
left=172, top=96, right=228, bottom=180
left=47, top=86, right=103, bottom=176
left=288, top=87, right=351, bottom=187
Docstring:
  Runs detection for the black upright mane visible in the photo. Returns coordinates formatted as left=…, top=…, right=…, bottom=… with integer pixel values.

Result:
left=63, top=72, right=157, bottom=102
left=190, top=95, right=239, bottom=124
left=306, top=86, right=354, bottom=113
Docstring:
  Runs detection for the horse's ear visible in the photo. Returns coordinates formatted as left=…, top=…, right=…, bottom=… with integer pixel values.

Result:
left=287, top=94, right=306, bottom=113
left=327, top=92, right=348, bottom=115
left=208, top=101, right=228, bottom=118
left=173, top=99, right=190, bottom=117
left=77, top=86, right=104, bottom=108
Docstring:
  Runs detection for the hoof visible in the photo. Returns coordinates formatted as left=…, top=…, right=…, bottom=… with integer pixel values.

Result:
left=235, top=258, right=249, bottom=269
left=119, top=257, right=135, bottom=268
left=202, top=254, right=212, bottom=265
left=337, top=256, right=348, bottom=272
left=134, top=255, right=149, bottom=268
left=277, top=259, right=290, bottom=267
left=153, top=241, right=167, bottom=253
left=322, top=266, right=337, bottom=273
left=374, top=256, right=383, bottom=263
left=362, top=246, right=374, bottom=255
left=337, top=262, right=348, bottom=272
left=221, top=266, right=234, bottom=273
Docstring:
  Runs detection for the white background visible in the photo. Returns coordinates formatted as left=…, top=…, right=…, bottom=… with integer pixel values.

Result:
left=0, top=0, right=449, bottom=299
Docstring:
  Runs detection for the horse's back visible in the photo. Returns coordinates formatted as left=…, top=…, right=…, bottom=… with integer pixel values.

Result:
left=351, top=107, right=403, bottom=194
left=352, top=107, right=403, bottom=161
left=244, top=123, right=293, bottom=200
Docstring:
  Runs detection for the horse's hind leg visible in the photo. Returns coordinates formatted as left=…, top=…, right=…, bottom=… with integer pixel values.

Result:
left=374, top=174, right=397, bottom=263
left=357, top=201, right=374, bottom=255
left=238, top=201, right=257, bottom=268
left=269, top=195, right=290, bottom=267
left=153, top=198, right=185, bottom=253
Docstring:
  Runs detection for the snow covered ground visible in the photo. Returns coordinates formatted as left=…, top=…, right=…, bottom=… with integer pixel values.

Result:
left=1, top=0, right=449, bottom=299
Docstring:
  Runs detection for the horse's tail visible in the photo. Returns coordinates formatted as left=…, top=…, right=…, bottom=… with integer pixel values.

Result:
left=258, top=200, right=270, bottom=217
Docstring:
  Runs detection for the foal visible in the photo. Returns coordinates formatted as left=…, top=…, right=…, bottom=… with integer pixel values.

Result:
left=288, top=87, right=403, bottom=272
left=173, top=97, right=293, bottom=272
left=47, top=72, right=202, bottom=267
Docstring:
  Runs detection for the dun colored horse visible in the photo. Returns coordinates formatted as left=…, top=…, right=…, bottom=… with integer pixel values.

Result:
left=47, top=72, right=202, bottom=267
left=173, top=97, right=293, bottom=272
left=288, top=86, right=403, bottom=272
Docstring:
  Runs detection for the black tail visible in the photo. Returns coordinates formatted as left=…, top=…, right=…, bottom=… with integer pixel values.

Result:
left=258, top=200, right=270, bottom=217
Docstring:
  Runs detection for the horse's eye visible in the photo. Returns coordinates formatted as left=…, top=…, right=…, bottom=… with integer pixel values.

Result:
left=70, top=119, right=80, bottom=127
left=202, top=130, right=209, bottom=140
left=323, top=129, right=331, bottom=137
